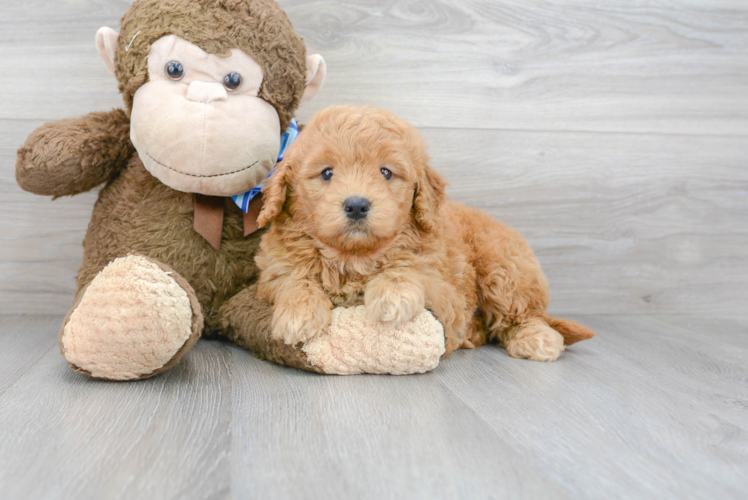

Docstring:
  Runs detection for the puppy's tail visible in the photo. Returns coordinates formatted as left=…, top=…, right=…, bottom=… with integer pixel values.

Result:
left=544, top=315, right=595, bottom=346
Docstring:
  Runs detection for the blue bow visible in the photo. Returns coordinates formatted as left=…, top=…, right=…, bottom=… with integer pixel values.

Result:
left=231, top=118, right=299, bottom=213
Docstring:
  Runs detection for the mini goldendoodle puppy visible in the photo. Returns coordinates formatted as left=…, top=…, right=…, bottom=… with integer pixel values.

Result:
left=255, top=106, right=594, bottom=361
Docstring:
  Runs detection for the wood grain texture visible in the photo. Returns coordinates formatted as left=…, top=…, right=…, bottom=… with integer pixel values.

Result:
left=228, top=348, right=568, bottom=500
left=0, top=314, right=745, bottom=499
left=438, top=315, right=748, bottom=500
left=290, top=0, right=748, bottom=135
left=1, top=1, right=747, bottom=134
left=0, top=318, right=233, bottom=500
left=1, top=1, right=747, bottom=313
left=0, top=315, right=58, bottom=396
left=3, top=120, right=746, bottom=315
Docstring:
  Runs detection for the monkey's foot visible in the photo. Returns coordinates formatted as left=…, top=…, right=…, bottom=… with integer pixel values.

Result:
left=60, top=255, right=203, bottom=380
left=301, top=306, right=446, bottom=375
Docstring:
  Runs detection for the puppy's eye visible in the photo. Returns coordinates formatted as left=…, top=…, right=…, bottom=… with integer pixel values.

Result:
left=321, top=168, right=333, bottom=181
left=381, top=167, right=393, bottom=180
left=165, top=60, right=185, bottom=81
left=223, top=72, right=243, bottom=91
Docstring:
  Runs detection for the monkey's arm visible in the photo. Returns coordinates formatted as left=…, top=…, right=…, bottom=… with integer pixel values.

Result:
left=16, top=109, right=133, bottom=197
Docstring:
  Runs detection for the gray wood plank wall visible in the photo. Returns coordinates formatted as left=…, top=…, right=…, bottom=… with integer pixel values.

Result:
left=1, top=0, right=747, bottom=315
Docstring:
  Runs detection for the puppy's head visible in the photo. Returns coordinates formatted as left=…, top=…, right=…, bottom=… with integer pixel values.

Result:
left=258, top=106, right=446, bottom=253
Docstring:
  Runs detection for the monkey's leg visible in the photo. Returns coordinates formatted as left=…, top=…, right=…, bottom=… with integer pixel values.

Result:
left=59, top=255, right=203, bottom=380
left=219, top=285, right=446, bottom=375
left=218, top=285, right=324, bottom=373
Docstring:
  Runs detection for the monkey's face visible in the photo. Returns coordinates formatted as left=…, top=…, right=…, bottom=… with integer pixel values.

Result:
left=129, top=35, right=282, bottom=196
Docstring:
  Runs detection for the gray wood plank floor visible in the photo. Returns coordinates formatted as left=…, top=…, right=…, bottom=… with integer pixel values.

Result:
left=0, top=314, right=745, bottom=500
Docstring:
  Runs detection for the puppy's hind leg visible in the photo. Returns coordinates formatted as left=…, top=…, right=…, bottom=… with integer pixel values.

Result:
left=460, top=206, right=564, bottom=361
left=476, top=263, right=565, bottom=362
left=500, top=318, right=565, bottom=362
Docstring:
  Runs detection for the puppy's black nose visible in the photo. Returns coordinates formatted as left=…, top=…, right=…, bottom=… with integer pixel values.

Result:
left=344, top=197, right=370, bottom=220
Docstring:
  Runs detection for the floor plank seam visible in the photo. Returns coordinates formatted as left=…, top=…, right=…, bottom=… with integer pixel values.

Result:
left=433, top=366, right=572, bottom=491
left=411, top=125, right=748, bottom=139
left=3, top=117, right=748, bottom=140
left=0, top=341, right=59, bottom=399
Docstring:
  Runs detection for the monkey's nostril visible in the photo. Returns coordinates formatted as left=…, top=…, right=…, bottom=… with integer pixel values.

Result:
left=343, top=197, right=371, bottom=220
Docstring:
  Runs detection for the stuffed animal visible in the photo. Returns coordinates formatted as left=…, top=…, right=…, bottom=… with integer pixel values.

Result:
left=15, top=0, right=446, bottom=380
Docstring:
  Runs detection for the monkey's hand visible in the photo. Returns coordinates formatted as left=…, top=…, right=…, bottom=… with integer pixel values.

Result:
left=16, top=109, right=134, bottom=197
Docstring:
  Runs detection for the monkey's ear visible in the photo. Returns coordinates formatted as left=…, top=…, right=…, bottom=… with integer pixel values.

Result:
left=300, top=55, right=326, bottom=105
left=96, top=27, right=119, bottom=73
left=257, top=162, right=291, bottom=228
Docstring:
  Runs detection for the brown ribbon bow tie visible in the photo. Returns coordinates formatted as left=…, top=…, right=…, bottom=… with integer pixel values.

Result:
left=193, top=193, right=264, bottom=251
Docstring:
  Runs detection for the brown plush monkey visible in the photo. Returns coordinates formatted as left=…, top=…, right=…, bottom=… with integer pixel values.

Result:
left=16, top=0, right=446, bottom=380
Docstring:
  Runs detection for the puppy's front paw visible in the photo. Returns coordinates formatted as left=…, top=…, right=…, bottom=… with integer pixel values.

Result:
left=272, top=297, right=332, bottom=345
left=365, top=280, right=425, bottom=324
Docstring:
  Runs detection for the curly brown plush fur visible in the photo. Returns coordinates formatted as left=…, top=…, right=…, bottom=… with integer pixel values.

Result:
left=116, top=0, right=306, bottom=131
left=16, top=109, right=134, bottom=197
left=255, top=106, right=595, bottom=360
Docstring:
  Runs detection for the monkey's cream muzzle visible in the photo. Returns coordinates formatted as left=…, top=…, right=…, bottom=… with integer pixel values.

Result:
left=130, top=35, right=281, bottom=196
left=185, top=81, right=228, bottom=103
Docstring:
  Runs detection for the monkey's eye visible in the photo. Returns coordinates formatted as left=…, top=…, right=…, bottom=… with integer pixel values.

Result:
left=321, top=168, right=333, bottom=181
left=165, top=60, right=185, bottom=81
left=381, top=167, right=393, bottom=180
left=223, top=72, right=243, bottom=91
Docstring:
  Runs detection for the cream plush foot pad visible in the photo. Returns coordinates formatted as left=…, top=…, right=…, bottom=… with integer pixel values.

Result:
left=301, top=306, right=446, bottom=375
left=61, top=255, right=196, bottom=380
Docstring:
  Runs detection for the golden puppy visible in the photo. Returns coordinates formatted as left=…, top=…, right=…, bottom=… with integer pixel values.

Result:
left=255, top=106, right=594, bottom=361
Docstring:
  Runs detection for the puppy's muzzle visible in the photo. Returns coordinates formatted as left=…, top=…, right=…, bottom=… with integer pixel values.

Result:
left=344, top=197, right=370, bottom=221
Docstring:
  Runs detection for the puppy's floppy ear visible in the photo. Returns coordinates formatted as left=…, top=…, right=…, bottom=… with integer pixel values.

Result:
left=257, top=161, right=291, bottom=228
left=413, top=164, right=447, bottom=232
